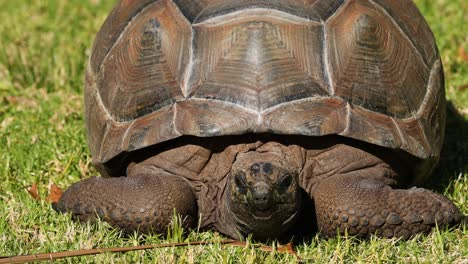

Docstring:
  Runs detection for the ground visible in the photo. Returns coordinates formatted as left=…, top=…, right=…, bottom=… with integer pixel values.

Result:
left=0, top=0, right=467, bottom=262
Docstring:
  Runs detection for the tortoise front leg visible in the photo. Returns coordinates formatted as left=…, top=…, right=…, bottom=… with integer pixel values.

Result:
left=312, top=173, right=462, bottom=239
left=54, top=171, right=198, bottom=234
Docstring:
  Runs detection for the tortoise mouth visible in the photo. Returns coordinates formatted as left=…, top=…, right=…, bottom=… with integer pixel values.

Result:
left=249, top=209, right=274, bottom=220
left=230, top=199, right=300, bottom=238
left=246, top=202, right=294, bottom=220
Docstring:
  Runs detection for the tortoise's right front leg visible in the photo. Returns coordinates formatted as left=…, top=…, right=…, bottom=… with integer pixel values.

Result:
left=54, top=172, right=198, bottom=234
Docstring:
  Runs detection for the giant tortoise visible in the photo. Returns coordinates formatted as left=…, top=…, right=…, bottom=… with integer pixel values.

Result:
left=56, top=0, right=463, bottom=239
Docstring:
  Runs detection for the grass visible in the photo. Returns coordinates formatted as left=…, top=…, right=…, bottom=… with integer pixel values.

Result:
left=0, top=0, right=467, bottom=262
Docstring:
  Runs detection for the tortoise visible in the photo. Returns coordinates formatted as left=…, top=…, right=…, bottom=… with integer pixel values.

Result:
left=56, top=0, right=463, bottom=239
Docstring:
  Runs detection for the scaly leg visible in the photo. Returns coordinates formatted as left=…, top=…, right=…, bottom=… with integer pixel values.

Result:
left=54, top=171, right=198, bottom=234
left=313, top=173, right=462, bottom=239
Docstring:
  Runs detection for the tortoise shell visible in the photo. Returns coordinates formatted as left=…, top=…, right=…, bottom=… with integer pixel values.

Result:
left=85, top=0, right=445, bottom=176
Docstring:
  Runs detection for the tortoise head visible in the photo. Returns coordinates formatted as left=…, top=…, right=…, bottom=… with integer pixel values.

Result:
left=227, top=151, right=301, bottom=239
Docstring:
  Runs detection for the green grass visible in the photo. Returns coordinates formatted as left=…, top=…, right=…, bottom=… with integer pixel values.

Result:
left=0, top=0, right=467, bottom=262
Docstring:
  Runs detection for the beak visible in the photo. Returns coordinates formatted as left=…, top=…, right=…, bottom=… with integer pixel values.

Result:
left=252, top=181, right=273, bottom=211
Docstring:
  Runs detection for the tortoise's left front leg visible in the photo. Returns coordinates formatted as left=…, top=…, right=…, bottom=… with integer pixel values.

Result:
left=312, top=172, right=462, bottom=239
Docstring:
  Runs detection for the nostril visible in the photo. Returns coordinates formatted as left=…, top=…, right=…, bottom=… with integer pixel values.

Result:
left=250, top=163, right=260, bottom=173
left=262, top=163, right=273, bottom=174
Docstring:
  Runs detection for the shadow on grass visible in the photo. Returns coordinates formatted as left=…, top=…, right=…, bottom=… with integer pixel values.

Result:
left=427, top=101, right=468, bottom=192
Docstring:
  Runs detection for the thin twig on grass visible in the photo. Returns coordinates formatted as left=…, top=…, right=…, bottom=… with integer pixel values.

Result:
left=0, top=240, right=299, bottom=263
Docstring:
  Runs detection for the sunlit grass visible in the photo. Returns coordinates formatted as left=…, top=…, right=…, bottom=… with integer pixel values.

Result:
left=0, top=0, right=467, bottom=262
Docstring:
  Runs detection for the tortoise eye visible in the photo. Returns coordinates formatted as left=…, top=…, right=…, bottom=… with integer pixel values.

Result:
left=278, top=174, right=293, bottom=193
left=234, top=172, right=247, bottom=194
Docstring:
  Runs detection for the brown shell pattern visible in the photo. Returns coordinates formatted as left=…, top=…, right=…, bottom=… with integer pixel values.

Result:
left=86, top=0, right=445, bottom=166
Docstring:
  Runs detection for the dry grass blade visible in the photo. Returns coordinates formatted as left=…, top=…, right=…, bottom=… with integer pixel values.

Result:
left=458, top=83, right=468, bottom=91
left=25, top=183, right=63, bottom=203
left=45, top=183, right=63, bottom=203
left=458, top=45, right=468, bottom=62
left=259, top=242, right=302, bottom=261
left=0, top=240, right=300, bottom=263
left=226, top=241, right=300, bottom=257
left=26, top=184, right=39, bottom=201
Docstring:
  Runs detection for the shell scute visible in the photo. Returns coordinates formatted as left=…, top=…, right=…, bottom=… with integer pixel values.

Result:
left=173, top=0, right=345, bottom=23
left=326, top=0, right=429, bottom=118
left=342, top=106, right=402, bottom=149
left=189, top=18, right=329, bottom=111
left=262, top=98, right=348, bottom=135
left=371, top=0, right=438, bottom=66
left=174, top=100, right=259, bottom=137
left=97, top=1, right=190, bottom=122
left=90, top=0, right=156, bottom=74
